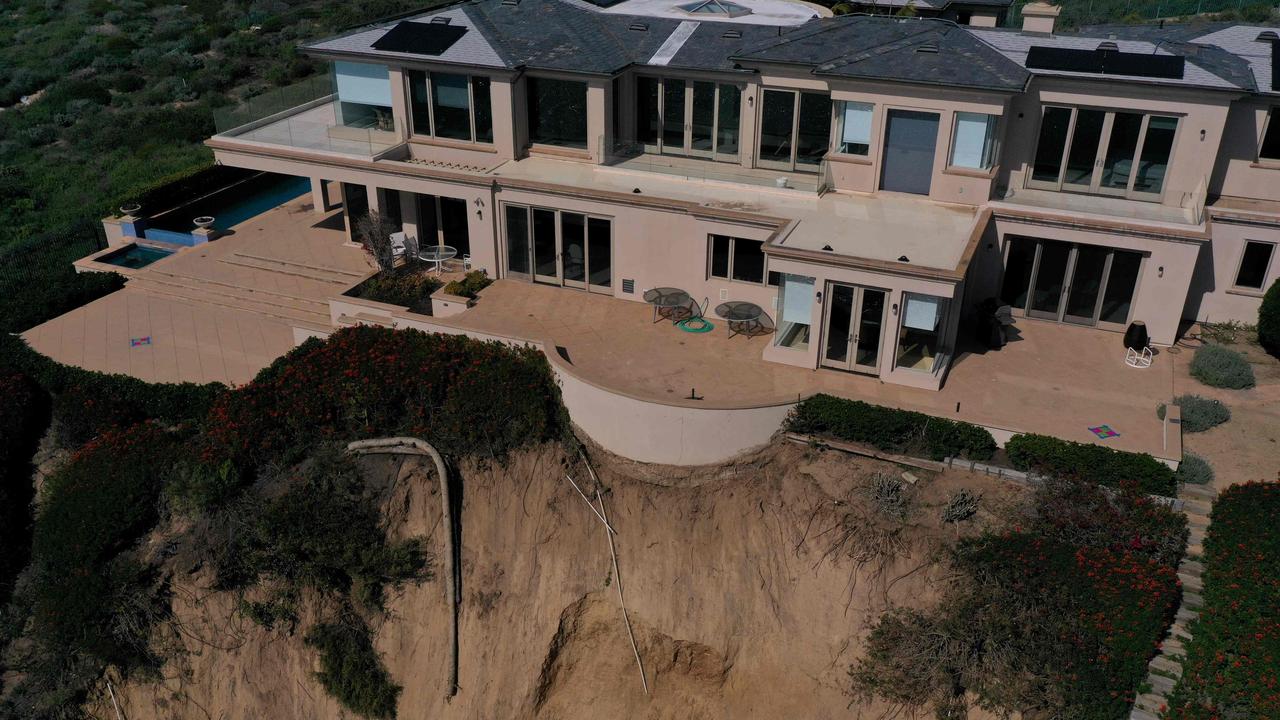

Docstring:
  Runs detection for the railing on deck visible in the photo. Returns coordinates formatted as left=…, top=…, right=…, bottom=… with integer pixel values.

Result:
left=211, top=73, right=400, bottom=157
left=601, top=138, right=824, bottom=193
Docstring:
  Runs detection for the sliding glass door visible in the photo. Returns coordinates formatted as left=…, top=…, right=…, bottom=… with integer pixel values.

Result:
left=636, top=77, right=741, bottom=162
left=1000, top=236, right=1144, bottom=329
left=503, top=204, right=612, bottom=294
left=757, top=88, right=831, bottom=173
left=415, top=194, right=470, bottom=257
left=1029, top=105, right=1178, bottom=200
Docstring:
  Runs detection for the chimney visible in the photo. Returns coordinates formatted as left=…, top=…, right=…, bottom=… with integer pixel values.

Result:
left=1021, top=2, right=1060, bottom=35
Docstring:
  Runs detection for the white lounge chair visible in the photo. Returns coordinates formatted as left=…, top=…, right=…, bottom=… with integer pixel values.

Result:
left=1125, top=345, right=1153, bottom=369
left=389, top=231, right=407, bottom=259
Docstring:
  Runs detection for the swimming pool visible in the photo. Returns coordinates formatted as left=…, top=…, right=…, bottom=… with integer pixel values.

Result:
left=148, top=172, right=310, bottom=234
left=98, top=244, right=175, bottom=269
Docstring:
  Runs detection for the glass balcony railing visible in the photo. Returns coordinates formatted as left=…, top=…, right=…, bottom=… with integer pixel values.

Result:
left=211, top=73, right=401, bottom=157
left=603, top=139, right=827, bottom=193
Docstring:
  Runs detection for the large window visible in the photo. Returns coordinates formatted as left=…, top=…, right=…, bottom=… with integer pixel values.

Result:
left=405, top=70, right=493, bottom=143
left=527, top=77, right=588, bottom=149
left=835, top=101, right=873, bottom=156
left=1259, top=108, right=1280, bottom=161
left=1029, top=105, right=1178, bottom=199
left=634, top=77, right=741, bottom=161
left=758, top=88, right=831, bottom=173
left=708, top=235, right=778, bottom=286
left=504, top=203, right=611, bottom=292
left=1235, top=240, right=1275, bottom=290
left=896, top=294, right=950, bottom=374
left=949, top=112, right=997, bottom=170
left=775, top=274, right=815, bottom=350
left=335, top=61, right=394, bottom=131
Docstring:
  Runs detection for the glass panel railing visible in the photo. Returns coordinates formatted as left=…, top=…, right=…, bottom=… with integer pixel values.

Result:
left=603, top=139, right=823, bottom=193
left=211, top=73, right=401, bottom=157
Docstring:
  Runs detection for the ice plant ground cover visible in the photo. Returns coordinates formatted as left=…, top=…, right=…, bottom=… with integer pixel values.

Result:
left=1162, top=482, right=1280, bottom=720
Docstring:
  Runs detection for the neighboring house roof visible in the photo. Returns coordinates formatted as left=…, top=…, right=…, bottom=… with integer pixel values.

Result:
left=1192, top=25, right=1278, bottom=95
left=968, top=27, right=1252, bottom=91
left=842, top=0, right=1014, bottom=9
left=734, top=16, right=1030, bottom=90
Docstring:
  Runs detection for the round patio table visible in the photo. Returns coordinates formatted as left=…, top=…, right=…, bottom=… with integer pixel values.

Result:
left=643, top=287, right=694, bottom=324
left=715, top=301, right=765, bottom=338
left=419, top=245, right=457, bottom=275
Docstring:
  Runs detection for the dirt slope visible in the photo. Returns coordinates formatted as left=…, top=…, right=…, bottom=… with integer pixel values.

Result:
left=103, top=442, right=1021, bottom=720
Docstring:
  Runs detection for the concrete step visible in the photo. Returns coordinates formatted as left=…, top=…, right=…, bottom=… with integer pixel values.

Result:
left=1149, top=672, right=1177, bottom=695
left=1178, top=572, right=1204, bottom=592
left=1185, top=512, right=1210, bottom=529
left=1130, top=708, right=1160, bottom=720
left=1180, top=559, right=1204, bottom=575
left=232, top=250, right=368, bottom=279
left=128, top=274, right=331, bottom=316
left=222, top=253, right=366, bottom=284
left=1180, top=483, right=1217, bottom=500
left=1162, top=637, right=1188, bottom=657
left=1135, top=692, right=1166, bottom=714
left=129, top=279, right=331, bottom=328
left=142, top=269, right=336, bottom=309
left=1182, top=591, right=1204, bottom=609
left=1150, top=654, right=1183, bottom=678
left=1170, top=622, right=1193, bottom=642
left=1180, top=498, right=1212, bottom=516
left=1176, top=606, right=1199, bottom=624
left=1186, top=543, right=1204, bottom=558
left=336, top=313, right=395, bottom=328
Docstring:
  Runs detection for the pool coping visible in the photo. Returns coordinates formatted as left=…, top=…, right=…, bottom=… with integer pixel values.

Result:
left=74, top=239, right=190, bottom=276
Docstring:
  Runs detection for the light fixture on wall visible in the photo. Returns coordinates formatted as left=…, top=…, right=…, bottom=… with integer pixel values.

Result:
left=892, top=303, right=899, bottom=315
left=474, top=197, right=484, bottom=219
left=1158, top=266, right=1165, bottom=278
left=1200, top=129, right=1206, bottom=141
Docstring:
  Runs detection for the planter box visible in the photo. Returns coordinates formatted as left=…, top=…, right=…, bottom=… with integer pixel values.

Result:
left=430, top=288, right=474, bottom=318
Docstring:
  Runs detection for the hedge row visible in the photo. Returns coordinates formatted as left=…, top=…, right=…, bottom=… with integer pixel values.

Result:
left=0, top=333, right=224, bottom=443
left=1163, top=483, right=1280, bottom=720
left=0, top=373, right=49, bottom=605
left=785, top=394, right=997, bottom=461
left=1006, top=433, right=1177, bottom=497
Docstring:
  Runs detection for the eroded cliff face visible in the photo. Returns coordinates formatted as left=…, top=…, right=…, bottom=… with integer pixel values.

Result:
left=101, top=442, right=1019, bottom=720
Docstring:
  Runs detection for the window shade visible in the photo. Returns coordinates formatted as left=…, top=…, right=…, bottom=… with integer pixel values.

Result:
left=433, top=74, right=470, bottom=109
left=781, top=274, right=815, bottom=324
left=903, top=295, right=942, bottom=331
left=841, top=102, right=872, bottom=146
left=334, top=61, right=392, bottom=107
left=951, top=112, right=995, bottom=169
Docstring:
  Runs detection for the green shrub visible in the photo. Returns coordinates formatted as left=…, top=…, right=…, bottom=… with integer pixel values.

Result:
left=348, top=264, right=441, bottom=314
left=0, top=333, right=224, bottom=444
left=1176, top=452, right=1214, bottom=486
left=1156, top=394, right=1230, bottom=433
left=1189, top=344, right=1255, bottom=389
left=1005, top=433, right=1176, bottom=496
left=0, top=373, right=49, bottom=605
left=305, top=619, right=401, bottom=719
left=1164, top=483, right=1280, bottom=720
left=441, top=270, right=492, bottom=299
left=785, top=394, right=996, bottom=461
left=1259, top=278, right=1280, bottom=358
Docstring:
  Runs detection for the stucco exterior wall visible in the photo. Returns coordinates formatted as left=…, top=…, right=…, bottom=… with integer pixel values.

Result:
left=1186, top=217, right=1280, bottom=323
left=1211, top=98, right=1280, bottom=202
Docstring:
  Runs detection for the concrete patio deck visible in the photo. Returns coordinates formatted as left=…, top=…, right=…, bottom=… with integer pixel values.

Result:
left=23, top=195, right=375, bottom=386
left=440, top=280, right=1181, bottom=459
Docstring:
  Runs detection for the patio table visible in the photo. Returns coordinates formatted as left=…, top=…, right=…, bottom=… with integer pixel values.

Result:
left=419, top=245, right=457, bottom=275
left=643, top=287, right=694, bottom=324
left=715, top=301, right=765, bottom=338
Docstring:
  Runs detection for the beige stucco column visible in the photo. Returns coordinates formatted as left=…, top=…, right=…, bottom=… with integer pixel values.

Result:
left=310, top=177, right=331, bottom=213
left=399, top=190, right=420, bottom=241
left=490, top=78, right=517, bottom=159
left=587, top=79, right=608, bottom=163
left=388, top=68, right=410, bottom=141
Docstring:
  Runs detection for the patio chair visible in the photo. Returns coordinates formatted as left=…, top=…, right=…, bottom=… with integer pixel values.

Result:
left=389, top=231, right=407, bottom=259
left=1125, top=345, right=1153, bottom=369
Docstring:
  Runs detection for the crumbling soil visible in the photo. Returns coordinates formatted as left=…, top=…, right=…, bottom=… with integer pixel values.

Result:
left=102, top=441, right=1023, bottom=720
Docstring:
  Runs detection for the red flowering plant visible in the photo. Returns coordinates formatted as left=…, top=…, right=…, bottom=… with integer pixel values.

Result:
left=202, top=326, right=568, bottom=469
left=1163, top=482, right=1280, bottom=720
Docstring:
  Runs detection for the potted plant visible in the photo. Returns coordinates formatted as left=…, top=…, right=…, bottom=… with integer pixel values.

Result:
left=119, top=203, right=141, bottom=216
left=193, top=216, right=216, bottom=229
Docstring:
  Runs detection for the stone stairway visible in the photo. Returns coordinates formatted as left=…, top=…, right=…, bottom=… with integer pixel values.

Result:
left=1130, top=482, right=1215, bottom=720
left=125, top=268, right=336, bottom=331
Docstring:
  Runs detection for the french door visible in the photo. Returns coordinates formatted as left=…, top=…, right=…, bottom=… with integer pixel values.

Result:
left=504, top=204, right=612, bottom=294
left=821, top=283, right=887, bottom=374
left=636, top=77, right=741, bottom=162
left=1028, top=106, right=1178, bottom=200
left=757, top=88, right=831, bottom=173
left=415, top=194, right=470, bottom=257
left=1000, top=236, right=1144, bottom=329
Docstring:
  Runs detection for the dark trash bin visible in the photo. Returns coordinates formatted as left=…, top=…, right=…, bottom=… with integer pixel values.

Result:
left=1124, top=321, right=1149, bottom=351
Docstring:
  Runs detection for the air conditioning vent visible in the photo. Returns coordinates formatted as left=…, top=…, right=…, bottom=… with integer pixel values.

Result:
left=719, top=288, right=728, bottom=300
left=629, top=22, right=649, bottom=31
left=622, top=279, right=635, bottom=294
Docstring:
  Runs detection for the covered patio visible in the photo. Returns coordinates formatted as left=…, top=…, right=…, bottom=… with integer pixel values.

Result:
left=439, top=280, right=1182, bottom=460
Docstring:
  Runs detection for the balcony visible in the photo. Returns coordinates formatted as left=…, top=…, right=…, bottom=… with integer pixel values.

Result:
left=993, top=168, right=1208, bottom=228
left=211, top=74, right=402, bottom=158
left=603, top=141, right=830, bottom=194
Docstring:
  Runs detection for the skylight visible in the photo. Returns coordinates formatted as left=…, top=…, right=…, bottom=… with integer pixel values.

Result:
left=676, top=0, right=752, bottom=18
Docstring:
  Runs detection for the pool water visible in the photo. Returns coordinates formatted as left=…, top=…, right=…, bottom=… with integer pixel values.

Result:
left=149, top=173, right=310, bottom=233
left=100, top=244, right=175, bottom=269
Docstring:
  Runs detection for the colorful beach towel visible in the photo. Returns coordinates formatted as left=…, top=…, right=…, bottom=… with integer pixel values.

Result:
left=1088, top=425, right=1119, bottom=439
left=130, top=336, right=152, bottom=348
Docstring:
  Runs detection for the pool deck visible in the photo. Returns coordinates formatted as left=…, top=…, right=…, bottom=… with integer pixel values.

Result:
left=23, top=195, right=374, bottom=386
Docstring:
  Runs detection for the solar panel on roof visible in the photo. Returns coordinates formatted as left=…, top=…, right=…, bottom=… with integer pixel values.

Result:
left=371, top=21, right=468, bottom=55
left=1025, top=45, right=1184, bottom=79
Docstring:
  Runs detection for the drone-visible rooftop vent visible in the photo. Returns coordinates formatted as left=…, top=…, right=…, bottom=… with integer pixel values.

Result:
left=1097, top=40, right=1119, bottom=52
left=916, top=40, right=939, bottom=53
left=1256, top=30, right=1279, bottom=42
left=677, top=0, right=752, bottom=18
left=723, top=29, right=743, bottom=39
left=629, top=21, right=649, bottom=30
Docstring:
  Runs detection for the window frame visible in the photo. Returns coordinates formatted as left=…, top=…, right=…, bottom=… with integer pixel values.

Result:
left=1258, top=107, right=1280, bottom=163
left=893, top=292, right=952, bottom=376
left=1233, top=239, right=1276, bottom=291
left=404, top=68, right=494, bottom=145
left=1027, top=104, right=1180, bottom=202
left=706, top=234, right=778, bottom=286
left=947, top=111, right=998, bottom=171
left=834, top=100, right=874, bottom=157
left=756, top=87, right=833, bottom=173
left=525, top=75, right=589, bottom=150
